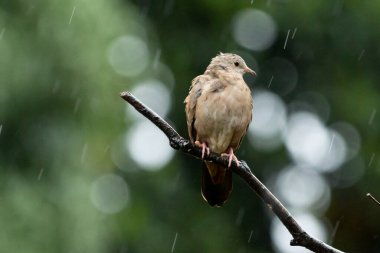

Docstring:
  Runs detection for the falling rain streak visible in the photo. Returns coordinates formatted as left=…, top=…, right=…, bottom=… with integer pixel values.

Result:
left=368, top=153, right=375, bottom=167
left=69, top=6, right=76, bottom=24
left=74, top=98, right=81, bottom=113
left=0, top=28, right=5, bottom=40
left=292, top=28, right=298, bottom=39
left=268, top=75, right=274, bottom=88
left=358, top=50, right=365, bottom=61
left=368, top=109, right=376, bottom=125
left=0, top=124, right=2, bottom=136
left=330, top=218, right=342, bottom=244
left=38, top=168, right=44, bottom=180
left=248, top=230, right=254, bottom=243
left=81, top=143, right=88, bottom=164
left=283, top=29, right=290, bottom=50
left=52, top=80, right=61, bottom=94
left=171, top=233, right=178, bottom=253
left=328, top=134, right=335, bottom=153
left=172, top=171, right=181, bottom=191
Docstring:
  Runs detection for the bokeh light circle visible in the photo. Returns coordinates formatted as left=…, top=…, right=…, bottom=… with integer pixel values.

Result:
left=127, top=121, right=174, bottom=170
left=271, top=213, right=327, bottom=253
left=90, top=173, right=129, bottom=214
left=232, top=9, right=277, bottom=51
left=275, top=165, right=331, bottom=211
left=330, top=156, right=365, bottom=188
left=152, top=62, right=176, bottom=90
left=110, top=134, right=137, bottom=172
left=127, top=79, right=171, bottom=120
left=290, top=91, right=331, bottom=123
left=248, top=89, right=286, bottom=151
left=259, top=57, right=298, bottom=96
left=330, top=122, right=361, bottom=160
left=321, top=129, right=347, bottom=172
left=107, top=35, right=149, bottom=77
left=285, top=112, right=329, bottom=168
left=285, top=112, right=347, bottom=172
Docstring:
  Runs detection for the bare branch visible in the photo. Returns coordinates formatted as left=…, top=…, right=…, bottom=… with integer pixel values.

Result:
left=120, top=91, right=345, bottom=253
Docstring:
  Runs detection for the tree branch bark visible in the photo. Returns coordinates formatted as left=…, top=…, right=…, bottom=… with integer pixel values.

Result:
left=120, top=91, right=345, bottom=253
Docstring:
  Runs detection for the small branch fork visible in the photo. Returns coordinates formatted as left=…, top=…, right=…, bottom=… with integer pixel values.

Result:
left=120, top=91, right=345, bottom=253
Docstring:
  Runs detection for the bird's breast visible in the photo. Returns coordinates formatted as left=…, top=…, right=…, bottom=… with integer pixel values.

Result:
left=195, top=81, right=252, bottom=153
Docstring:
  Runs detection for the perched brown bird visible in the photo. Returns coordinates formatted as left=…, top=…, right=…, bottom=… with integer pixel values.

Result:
left=185, top=53, right=255, bottom=207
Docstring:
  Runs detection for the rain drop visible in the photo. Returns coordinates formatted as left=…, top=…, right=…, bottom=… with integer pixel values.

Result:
left=69, top=6, right=76, bottom=25
left=248, top=230, right=254, bottom=243
left=358, top=49, right=365, bottom=61
left=268, top=75, right=274, bottom=88
left=292, top=28, right=298, bottom=39
left=330, top=217, right=342, bottom=244
left=368, top=153, right=375, bottom=167
left=328, top=134, right=335, bottom=153
left=74, top=98, right=81, bottom=114
left=368, top=108, right=376, bottom=125
left=52, top=80, right=61, bottom=94
left=283, top=29, right=290, bottom=50
left=0, top=28, right=5, bottom=40
left=259, top=57, right=298, bottom=95
left=171, top=232, right=178, bottom=253
left=37, top=168, right=44, bottom=181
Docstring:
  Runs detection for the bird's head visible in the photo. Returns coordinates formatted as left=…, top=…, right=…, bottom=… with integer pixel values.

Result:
left=207, top=52, right=256, bottom=76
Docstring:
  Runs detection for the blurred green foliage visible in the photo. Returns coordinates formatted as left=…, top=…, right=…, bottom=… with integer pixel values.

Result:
left=0, top=0, right=380, bottom=252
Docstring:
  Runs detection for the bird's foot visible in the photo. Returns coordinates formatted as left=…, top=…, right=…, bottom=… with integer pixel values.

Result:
left=195, top=141, right=210, bottom=159
left=221, top=147, right=239, bottom=167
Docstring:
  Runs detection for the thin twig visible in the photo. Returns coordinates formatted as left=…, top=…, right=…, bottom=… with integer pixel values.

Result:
left=120, top=91, right=345, bottom=253
left=366, top=193, right=380, bottom=207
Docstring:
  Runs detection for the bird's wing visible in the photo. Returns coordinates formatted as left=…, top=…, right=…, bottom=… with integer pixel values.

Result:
left=184, top=75, right=203, bottom=143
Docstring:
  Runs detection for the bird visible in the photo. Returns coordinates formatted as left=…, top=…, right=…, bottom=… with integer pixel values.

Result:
left=184, top=52, right=255, bottom=207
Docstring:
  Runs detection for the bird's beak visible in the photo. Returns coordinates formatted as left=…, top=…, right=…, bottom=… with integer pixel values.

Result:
left=244, top=67, right=256, bottom=76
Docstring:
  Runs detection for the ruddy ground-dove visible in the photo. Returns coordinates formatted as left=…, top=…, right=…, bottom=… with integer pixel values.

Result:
left=185, top=53, right=255, bottom=207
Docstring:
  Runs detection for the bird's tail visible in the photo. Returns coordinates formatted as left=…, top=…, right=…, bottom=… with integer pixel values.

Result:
left=201, top=161, right=232, bottom=207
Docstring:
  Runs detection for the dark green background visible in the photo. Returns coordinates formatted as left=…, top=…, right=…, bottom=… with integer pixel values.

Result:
left=1, top=0, right=379, bottom=252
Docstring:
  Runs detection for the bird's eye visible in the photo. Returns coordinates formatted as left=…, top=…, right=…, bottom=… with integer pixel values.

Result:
left=234, top=62, right=239, bottom=67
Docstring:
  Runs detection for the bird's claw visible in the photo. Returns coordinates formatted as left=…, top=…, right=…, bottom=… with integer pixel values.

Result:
left=221, top=147, right=239, bottom=167
left=195, top=141, right=210, bottom=159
